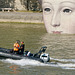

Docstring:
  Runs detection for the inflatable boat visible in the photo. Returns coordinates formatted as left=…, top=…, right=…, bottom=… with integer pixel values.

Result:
left=0, top=46, right=50, bottom=63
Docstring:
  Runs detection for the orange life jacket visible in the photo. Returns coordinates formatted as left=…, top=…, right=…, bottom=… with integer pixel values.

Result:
left=14, top=43, right=20, bottom=51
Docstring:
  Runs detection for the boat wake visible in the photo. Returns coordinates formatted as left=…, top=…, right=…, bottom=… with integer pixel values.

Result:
left=1, top=58, right=48, bottom=66
left=50, top=57, right=75, bottom=70
left=1, top=57, right=75, bottom=70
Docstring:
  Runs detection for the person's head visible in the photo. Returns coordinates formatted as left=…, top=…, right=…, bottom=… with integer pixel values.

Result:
left=39, top=0, right=75, bottom=34
left=21, top=41, right=24, bottom=44
left=16, top=41, right=19, bottom=43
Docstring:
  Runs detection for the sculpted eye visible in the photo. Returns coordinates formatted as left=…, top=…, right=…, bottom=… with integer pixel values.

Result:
left=44, top=8, right=51, bottom=12
left=63, top=9, right=72, bottom=13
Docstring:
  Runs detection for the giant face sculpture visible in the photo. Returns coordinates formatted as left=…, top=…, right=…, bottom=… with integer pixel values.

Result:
left=41, top=0, right=75, bottom=34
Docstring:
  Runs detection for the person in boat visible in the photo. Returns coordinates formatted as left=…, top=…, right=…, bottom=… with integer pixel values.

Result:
left=19, top=41, right=25, bottom=54
left=13, top=41, right=20, bottom=54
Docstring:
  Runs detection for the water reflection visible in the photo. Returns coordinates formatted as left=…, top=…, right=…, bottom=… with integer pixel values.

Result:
left=39, top=33, right=75, bottom=59
left=9, top=65, right=20, bottom=74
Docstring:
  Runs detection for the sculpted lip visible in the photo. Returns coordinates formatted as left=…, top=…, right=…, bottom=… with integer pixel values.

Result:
left=52, top=31, right=62, bottom=34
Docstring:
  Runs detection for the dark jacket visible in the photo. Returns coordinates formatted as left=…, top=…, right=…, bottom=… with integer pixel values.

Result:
left=20, top=43, right=25, bottom=54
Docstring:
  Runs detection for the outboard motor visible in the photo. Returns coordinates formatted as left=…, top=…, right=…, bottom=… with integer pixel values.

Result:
left=40, top=53, right=50, bottom=62
left=34, top=46, right=47, bottom=58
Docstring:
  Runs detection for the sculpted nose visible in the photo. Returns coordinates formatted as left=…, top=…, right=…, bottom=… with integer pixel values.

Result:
left=51, top=12, right=60, bottom=27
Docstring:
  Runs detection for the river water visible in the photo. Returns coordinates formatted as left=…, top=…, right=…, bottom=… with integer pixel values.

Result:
left=0, top=22, right=75, bottom=75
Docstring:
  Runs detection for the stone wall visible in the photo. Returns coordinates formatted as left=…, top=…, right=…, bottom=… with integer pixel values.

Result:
left=0, top=0, right=41, bottom=11
left=14, top=0, right=26, bottom=10
left=0, top=0, right=15, bottom=8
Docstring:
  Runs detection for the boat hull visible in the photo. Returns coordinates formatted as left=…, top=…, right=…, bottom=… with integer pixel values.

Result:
left=0, top=46, right=50, bottom=63
left=0, top=47, right=41, bottom=62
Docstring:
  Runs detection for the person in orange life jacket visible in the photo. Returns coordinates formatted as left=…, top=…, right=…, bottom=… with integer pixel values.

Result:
left=20, top=41, right=25, bottom=54
left=13, top=41, right=20, bottom=54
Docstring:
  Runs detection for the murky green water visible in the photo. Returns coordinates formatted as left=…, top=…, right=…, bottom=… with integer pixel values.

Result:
left=0, top=22, right=75, bottom=75
left=0, top=22, right=46, bottom=52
